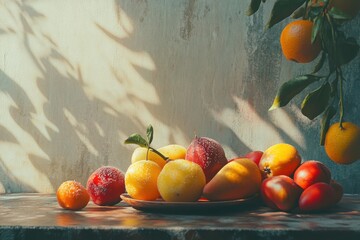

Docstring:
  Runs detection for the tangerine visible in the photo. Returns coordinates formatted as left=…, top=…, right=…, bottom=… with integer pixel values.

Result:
left=324, top=122, right=360, bottom=164
left=57, top=180, right=90, bottom=210
left=280, top=20, right=321, bottom=63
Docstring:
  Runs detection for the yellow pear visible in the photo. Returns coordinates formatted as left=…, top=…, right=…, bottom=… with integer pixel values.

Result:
left=203, top=158, right=261, bottom=201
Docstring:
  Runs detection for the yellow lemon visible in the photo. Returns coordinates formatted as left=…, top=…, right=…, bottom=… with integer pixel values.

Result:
left=157, top=144, right=187, bottom=160
left=131, top=147, right=166, bottom=168
left=125, top=160, right=161, bottom=200
left=157, top=159, right=206, bottom=202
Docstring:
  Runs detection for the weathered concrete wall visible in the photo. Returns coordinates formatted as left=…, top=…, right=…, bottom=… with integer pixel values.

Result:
left=0, top=0, right=359, bottom=193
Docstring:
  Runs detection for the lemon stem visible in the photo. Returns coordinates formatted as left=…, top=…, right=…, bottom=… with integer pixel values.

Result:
left=146, top=147, right=149, bottom=160
left=149, top=147, right=169, bottom=161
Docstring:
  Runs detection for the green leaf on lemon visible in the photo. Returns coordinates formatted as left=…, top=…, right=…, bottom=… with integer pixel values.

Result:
left=124, top=134, right=149, bottom=147
left=146, top=124, right=154, bottom=145
left=269, top=75, right=321, bottom=111
left=301, top=82, right=331, bottom=120
left=320, top=106, right=336, bottom=145
left=266, top=0, right=306, bottom=29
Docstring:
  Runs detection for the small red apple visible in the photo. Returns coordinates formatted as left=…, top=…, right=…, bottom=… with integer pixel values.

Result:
left=87, top=166, right=125, bottom=206
left=299, top=182, right=336, bottom=212
left=186, top=136, right=228, bottom=182
left=293, top=160, right=331, bottom=189
left=261, top=175, right=303, bottom=212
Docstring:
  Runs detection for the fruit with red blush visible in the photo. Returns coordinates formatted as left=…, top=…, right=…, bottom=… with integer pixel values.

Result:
left=293, top=160, right=331, bottom=189
left=87, top=166, right=125, bottom=206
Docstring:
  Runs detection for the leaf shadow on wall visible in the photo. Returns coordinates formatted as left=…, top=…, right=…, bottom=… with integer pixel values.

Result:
left=113, top=0, right=305, bottom=157
left=0, top=1, right=161, bottom=192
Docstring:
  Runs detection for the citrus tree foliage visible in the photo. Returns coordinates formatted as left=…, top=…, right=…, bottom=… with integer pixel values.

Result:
left=248, top=0, right=359, bottom=145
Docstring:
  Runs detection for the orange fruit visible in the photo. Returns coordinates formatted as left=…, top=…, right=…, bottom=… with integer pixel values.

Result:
left=57, top=180, right=90, bottom=210
left=157, top=159, right=206, bottom=202
left=280, top=20, right=321, bottom=63
left=259, top=143, right=301, bottom=178
left=125, top=160, right=162, bottom=200
left=325, top=122, right=360, bottom=164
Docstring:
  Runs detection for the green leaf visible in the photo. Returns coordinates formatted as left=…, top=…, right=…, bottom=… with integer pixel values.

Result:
left=291, top=6, right=305, bottom=19
left=337, top=37, right=359, bottom=66
left=124, top=134, right=149, bottom=147
left=146, top=124, right=154, bottom=145
left=320, top=106, right=336, bottom=145
left=269, top=75, right=322, bottom=111
left=266, top=0, right=306, bottom=29
left=312, top=16, right=323, bottom=44
left=301, top=82, right=331, bottom=120
left=328, top=7, right=353, bottom=20
left=308, top=6, right=323, bottom=19
left=311, top=51, right=326, bottom=74
left=247, top=0, right=262, bottom=16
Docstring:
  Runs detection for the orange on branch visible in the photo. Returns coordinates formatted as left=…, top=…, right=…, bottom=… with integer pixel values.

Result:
left=325, top=122, right=360, bottom=164
left=280, top=20, right=321, bottom=63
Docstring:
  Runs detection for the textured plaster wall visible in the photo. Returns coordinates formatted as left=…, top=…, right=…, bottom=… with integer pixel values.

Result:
left=0, top=0, right=359, bottom=194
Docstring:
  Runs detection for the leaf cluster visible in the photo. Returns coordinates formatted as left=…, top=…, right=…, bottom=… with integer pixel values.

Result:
left=124, top=125, right=168, bottom=161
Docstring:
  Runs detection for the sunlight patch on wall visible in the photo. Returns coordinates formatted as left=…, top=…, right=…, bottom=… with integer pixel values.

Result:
left=0, top=143, right=53, bottom=193
left=210, top=96, right=304, bottom=154
left=268, top=107, right=306, bottom=149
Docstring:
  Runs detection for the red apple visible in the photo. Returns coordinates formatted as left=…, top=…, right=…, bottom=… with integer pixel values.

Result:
left=330, top=180, right=343, bottom=205
left=299, top=182, right=336, bottom=212
left=87, top=166, right=125, bottom=206
left=261, top=175, right=303, bottom=212
left=294, top=160, right=331, bottom=189
left=186, top=136, right=228, bottom=182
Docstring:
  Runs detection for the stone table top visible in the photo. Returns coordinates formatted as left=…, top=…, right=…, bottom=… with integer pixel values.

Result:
left=0, top=194, right=359, bottom=240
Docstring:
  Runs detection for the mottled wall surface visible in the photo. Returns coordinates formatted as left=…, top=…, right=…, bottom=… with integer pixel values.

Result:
left=0, top=0, right=359, bottom=193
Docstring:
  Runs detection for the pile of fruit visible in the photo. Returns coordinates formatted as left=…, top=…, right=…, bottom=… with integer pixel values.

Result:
left=56, top=125, right=352, bottom=213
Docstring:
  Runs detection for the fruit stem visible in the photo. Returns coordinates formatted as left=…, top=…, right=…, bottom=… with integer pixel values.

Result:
left=338, top=68, right=345, bottom=129
left=149, top=147, right=169, bottom=161
left=303, top=0, right=310, bottom=19
left=326, top=12, right=345, bottom=130
left=263, top=166, right=271, bottom=176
